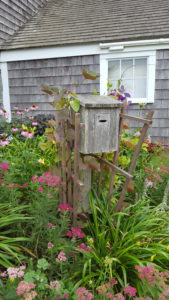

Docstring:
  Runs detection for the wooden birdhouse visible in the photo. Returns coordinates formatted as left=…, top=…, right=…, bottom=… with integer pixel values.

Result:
left=78, top=95, right=123, bottom=154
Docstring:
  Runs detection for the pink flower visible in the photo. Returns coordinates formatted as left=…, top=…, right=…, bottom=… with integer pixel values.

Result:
left=11, top=127, right=18, bottom=132
left=20, top=184, right=28, bottom=188
left=76, top=287, right=94, bottom=300
left=57, top=251, right=67, bottom=262
left=49, top=280, right=61, bottom=291
left=32, top=121, right=38, bottom=126
left=114, top=294, right=125, bottom=300
left=46, top=223, right=53, bottom=228
left=24, top=107, right=30, bottom=113
left=58, top=203, right=73, bottom=211
left=124, top=285, right=137, bottom=297
left=78, top=243, right=94, bottom=252
left=56, top=296, right=61, bottom=300
left=47, top=193, right=52, bottom=197
left=7, top=267, right=25, bottom=279
left=21, top=130, right=34, bottom=139
left=134, top=131, right=141, bottom=136
left=106, top=292, right=113, bottom=299
left=109, top=278, right=118, bottom=285
left=48, top=242, right=54, bottom=248
left=0, top=271, right=7, bottom=277
left=16, top=281, right=35, bottom=296
left=0, top=109, right=8, bottom=116
left=0, top=162, right=10, bottom=172
left=30, top=105, right=38, bottom=110
left=13, top=105, right=19, bottom=110
left=0, top=140, right=9, bottom=146
left=31, top=175, right=39, bottom=182
left=66, top=231, right=73, bottom=237
left=16, top=281, right=36, bottom=295
left=63, top=294, right=69, bottom=299
left=16, top=110, right=24, bottom=115
left=38, top=187, right=44, bottom=192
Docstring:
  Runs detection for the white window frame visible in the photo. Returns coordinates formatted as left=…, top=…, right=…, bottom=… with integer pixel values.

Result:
left=100, top=50, right=156, bottom=104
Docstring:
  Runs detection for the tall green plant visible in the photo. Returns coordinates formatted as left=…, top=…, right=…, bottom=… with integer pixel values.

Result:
left=75, top=192, right=169, bottom=290
left=0, top=203, right=30, bottom=267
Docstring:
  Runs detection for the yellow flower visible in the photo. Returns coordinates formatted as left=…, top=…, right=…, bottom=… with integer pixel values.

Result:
left=136, top=241, right=141, bottom=246
left=9, top=278, right=15, bottom=283
left=104, top=256, right=112, bottom=265
left=38, top=158, right=45, bottom=164
left=150, top=254, right=156, bottom=262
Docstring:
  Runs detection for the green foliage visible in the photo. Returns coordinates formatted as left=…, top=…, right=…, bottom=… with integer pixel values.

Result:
left=0, top=203, right=30, bottom=267
left=76, top=193, right=169, bottom=289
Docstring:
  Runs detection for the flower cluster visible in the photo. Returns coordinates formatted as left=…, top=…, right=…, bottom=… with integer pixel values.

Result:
left=58, top=203, right=73, bottom=211
left=144, top=166, right=164, bottom=186
left=16, top=281, right=37, bottom=299
left=0, top=162, right=10, bottom=173
left=124, top=285, right=137, bottom=297
left=32, top=172, right=64, bottom=187
left=76, top=287, right=94, bottom=300
left=6, top=266, right=26, bottom=279
left=78, top=243, right=94, bottom=252
left=66, top=227, right=85, bottom=238
left=135, top=265, right=156, bottom=285
left=56, top=251, right=67, bottom=262
left=49, top=280, right=61, bottom=291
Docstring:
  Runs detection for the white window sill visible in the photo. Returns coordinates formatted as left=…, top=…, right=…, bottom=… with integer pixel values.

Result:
left=129, top=98, right=154, bottom=104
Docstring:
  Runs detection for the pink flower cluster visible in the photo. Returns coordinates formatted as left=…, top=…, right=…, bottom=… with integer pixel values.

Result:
left=56, top=251, right=67, bottom=262
left=21, top=130, right=34, bottom=139
left=0, top=162, right=10, bottom=173
left=76, top=287, right=94, bottom=300
left=49, top=280, right=61, bottom=291
left=58, top=203, right=73, bottom=211
left=78, top=243, right=94, bottom=252
left=13, top=104, right=38, bottom=115
left=135, top=265, right=156, bottom=285
left=7, top=266, right=26, bottom=279
left=124, top=285, right=137, bottom=297
left=144, top=166, right=164, bottom=185
left=67, top=227, right=85, bottom=238
left=32, top=172, right=64, bottom=187
left=16, top=281, right=37, bottom=300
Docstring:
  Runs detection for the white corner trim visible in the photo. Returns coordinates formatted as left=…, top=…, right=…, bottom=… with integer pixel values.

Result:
left=1, top=62, right=11, bottom=121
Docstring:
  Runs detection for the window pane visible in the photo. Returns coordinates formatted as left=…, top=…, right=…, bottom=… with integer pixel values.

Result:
left=135, top=58, right=147, bottom=77
left=108, top=60, right=120, bottom=79
left=123, top=79, right=133, bottom=97
left=121, top=59, right=133, bottom=78
left=134, top=79, right=147, bottom=98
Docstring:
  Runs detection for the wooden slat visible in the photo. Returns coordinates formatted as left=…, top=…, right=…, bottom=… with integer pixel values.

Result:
left=120, top=113, right=152, bottom=124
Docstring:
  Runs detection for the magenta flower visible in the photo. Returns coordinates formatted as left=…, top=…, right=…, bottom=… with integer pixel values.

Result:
left=46, top=223, right=53, bottom=228
left=58, top=203, right=73, bottom=211
left=66, top=231, right=73, bottom=237
left=0, top=162, right=10, bottom=172
left=67, top=227, right=85, bottom=238
left=11, top=127, right=18, bottom=132
left=106, top=292, right=113, bottom=299
left=109, top=278, right=118, bottom=285
left=78, top=243, right=94, bottom=252
left=48, top=242, right=54, bottom=248
left=21, top=130, right=34, bottom=139
left=63, top=294, right=69, bottom=299
left=124, top=285, right=137, bottom=297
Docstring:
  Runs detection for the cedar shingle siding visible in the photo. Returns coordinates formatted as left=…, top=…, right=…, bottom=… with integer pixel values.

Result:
left=0, top=0, right=48, bottom=45
left=8, top=55, right=100, bottom=113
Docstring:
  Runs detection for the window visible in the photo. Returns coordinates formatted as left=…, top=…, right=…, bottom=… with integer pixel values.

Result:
left=100, top=50, right=156, bottom=103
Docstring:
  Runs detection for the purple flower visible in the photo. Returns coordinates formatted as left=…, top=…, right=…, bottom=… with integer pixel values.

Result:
left=48, top=242, right=54, bottom=248
left=124, top=92, right=131, bottom=98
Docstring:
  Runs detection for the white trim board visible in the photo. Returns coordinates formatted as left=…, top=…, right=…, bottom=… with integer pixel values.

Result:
left=1, top=38, right=169, bottom=63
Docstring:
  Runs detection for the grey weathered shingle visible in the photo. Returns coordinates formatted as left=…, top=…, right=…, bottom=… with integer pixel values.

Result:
left=1, top=0, right=169, bottom=50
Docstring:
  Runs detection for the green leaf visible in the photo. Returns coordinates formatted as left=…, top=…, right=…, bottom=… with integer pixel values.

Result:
left=70, top=99, right=80, bottom=112
left=24, top=270, right=36, bottom=282
left=82, top=69, right=100, bottom=80
left=37, top=258, right=48, bottom=270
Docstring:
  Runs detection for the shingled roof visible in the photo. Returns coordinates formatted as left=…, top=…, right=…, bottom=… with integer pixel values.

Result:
left=1, top=0, right=169, bottom=50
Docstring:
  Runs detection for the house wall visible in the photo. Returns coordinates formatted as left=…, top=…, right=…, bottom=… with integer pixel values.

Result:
left=7, top=50, right=169, bottom=141
left=0, top=0, right=48, bottom=45
left=8, top=55, right=100, bottom=113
